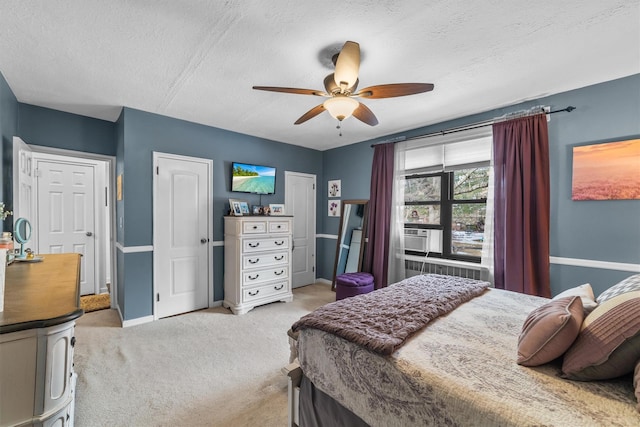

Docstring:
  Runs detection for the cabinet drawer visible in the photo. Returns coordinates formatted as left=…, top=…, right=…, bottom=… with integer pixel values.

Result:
left=242, top=251, right=288, bottom=269
left=243, top=281, right=289, bottom=303
left=243, top=266, right=289, bottom=286
left=243, top=221, right=267, bottom=234
left=268, top=221, right=290, bottom=233
left=243, top=237, right=289, bottom=253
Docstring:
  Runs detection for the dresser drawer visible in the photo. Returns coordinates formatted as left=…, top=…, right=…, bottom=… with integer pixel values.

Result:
left=243, top=281, right=289, bottom=303
left=242, top=251, right=289, bottom=269
left=243, top=266, right=289, bottom=286
left=243, top=237, right=289, bottom=253
left=243, top=221, right=267, bottom=234
left=268, top=220, right=290, bottom=233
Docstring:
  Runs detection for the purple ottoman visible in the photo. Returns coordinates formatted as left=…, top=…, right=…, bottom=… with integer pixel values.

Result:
left=336, top=272, right=374, bottom=301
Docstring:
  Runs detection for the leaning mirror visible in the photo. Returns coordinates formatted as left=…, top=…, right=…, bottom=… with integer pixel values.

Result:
left=331, top=199, right=369, bottom=291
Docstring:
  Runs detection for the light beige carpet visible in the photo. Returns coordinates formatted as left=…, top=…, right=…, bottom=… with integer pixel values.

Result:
left=73, top=283, right=335, bottom=426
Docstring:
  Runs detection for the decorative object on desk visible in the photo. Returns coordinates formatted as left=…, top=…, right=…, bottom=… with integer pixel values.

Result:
left=229, top=199, right=243, bottom=216
left=14, top=217, right=32, bottom=259
left=269, top=204, right=285, bottom=215
left=239, top=201, right=250, bottom=215
left=328, top=180, right=341, bottom=197
left=572, top=138, right=640, bottom=201
left=329, top=200, right=341, bottom=217
left=252, top=205, right=263, bottom=215
left=263, top=205, right=272, bottom=216
left=0, top=248, right=6, bottom=312
left=0, top=232, right=13, bottom=261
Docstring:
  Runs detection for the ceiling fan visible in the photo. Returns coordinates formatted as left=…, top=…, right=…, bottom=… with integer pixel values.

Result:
left=253, top=41, right=434, bottom=128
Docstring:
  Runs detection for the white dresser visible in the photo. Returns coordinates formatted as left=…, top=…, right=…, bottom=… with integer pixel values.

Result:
left=223, top=216, right=294, bottom=315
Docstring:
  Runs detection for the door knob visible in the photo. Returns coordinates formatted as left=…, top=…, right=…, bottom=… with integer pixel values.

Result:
left=201, top=238, right=208, bottom=244
left=86, top=232, right=93, bottom=236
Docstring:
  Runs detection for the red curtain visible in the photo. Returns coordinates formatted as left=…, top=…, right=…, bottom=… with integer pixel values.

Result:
left=492, top=114, right=551, bottom=297
left=363, top=143, right=394, bottom=289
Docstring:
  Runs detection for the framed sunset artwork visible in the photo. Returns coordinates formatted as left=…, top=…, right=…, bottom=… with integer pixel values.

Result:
left=571, top=138, right=640, bottom=200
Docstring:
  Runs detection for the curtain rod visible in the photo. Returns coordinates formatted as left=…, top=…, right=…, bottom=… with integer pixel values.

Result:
left=370, top=106, right=576, bottom=147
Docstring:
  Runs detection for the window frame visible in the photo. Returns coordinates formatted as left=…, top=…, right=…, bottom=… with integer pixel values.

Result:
left=404, top=168, right=487, bottom=263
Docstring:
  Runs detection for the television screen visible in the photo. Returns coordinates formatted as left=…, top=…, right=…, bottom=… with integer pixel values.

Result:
left=231, top=162, right=276, bottom=194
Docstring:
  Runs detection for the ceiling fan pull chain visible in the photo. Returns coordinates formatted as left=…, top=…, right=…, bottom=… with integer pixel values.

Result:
left=337, top=120, right=343, bottom=137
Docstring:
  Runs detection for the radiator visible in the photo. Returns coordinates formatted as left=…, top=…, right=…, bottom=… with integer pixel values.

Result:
left=405, top=257, right=489, bottom=281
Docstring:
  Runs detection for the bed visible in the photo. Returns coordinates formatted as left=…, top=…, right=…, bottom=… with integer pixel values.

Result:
left=286, top=274, right=639, bottom=426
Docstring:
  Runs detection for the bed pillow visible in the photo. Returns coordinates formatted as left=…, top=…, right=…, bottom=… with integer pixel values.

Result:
left=597, top=274, right=640, bottom=304
left=562, top=290, right=640, bottom=380
left=517, top=296, right=584, bottom=367
left=553, top=283, right=598, bottom=314
left=634, top=361, right=640, bottom=413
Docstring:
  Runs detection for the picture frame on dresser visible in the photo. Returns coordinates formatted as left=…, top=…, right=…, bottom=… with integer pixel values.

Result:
left=229, top=199, right=243, bottom=216
left=269, top=204, right=285, bottom=215
left=239, top=201, right=250, bottom=215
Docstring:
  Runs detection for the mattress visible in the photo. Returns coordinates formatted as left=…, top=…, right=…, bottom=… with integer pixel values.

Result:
left=297, top=288, right=638, bottom=426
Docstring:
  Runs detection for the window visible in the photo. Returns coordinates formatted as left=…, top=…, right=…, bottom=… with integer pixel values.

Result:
left=401, top=129, right=491, bottom=262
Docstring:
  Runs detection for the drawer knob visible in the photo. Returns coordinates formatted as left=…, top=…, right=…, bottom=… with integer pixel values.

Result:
left=274, top=270, right=284, bottom=276
left=274, top=255, right=284, bottom=261
left=274, top=284, right=284, bottom=291
left=253, top=226, right=258, bottom=229
left=71, top=337, right=76, bottom=347
left=249, top=242, right=260, bottom=248
left=277, top=225, right=281, bottom=229
left=275, top=241, right=284, bottom=246
left=249, top=290, right=260, bottom=296
left=248, top=274, right=260, bottom=280
left=249, top=258, right=260, bottom=264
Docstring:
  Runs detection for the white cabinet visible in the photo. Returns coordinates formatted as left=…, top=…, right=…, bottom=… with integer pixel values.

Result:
left=224, top=216, right=294, bottom=314
left=0, top=320, right=77, bottom=427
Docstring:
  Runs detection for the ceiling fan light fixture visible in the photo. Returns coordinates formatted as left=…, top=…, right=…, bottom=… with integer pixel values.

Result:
left=323, top=96, right=359, bottom=121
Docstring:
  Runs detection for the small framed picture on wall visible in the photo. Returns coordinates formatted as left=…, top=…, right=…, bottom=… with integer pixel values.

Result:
left=328, top=200, right=340, bottom=217
left=328, top=179, right=341, bottom=198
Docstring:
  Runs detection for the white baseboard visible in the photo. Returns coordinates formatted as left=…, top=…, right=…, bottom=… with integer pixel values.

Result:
left=316, top=278, right=332, bottom=285
left=117, top=306, right=154, bottom=328
left=210, top=300, right=223, bottom=308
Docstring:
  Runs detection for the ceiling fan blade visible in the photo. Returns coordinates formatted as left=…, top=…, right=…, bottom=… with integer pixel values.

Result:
left=334, top=41, right=360, bottom=89
left=355, top=83, right=434, bottom=99
left=352, top=102, right=378, bottom=126
left=294, top=104, right=326, bottom=125
left=253, top=86, right=327, bottom=97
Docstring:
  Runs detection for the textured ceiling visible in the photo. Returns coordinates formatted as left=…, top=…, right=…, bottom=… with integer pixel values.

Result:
left=0, top=1, right=638, bottom=151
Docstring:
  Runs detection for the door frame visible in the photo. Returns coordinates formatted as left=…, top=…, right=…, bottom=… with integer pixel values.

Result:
left=284, top=171, right=317, bottom=287
left=152, top=152, right=214, bottom=320
left=27, top=145, right=116, bottom=304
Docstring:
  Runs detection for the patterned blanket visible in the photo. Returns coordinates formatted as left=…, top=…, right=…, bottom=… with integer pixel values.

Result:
left=291, top=274, right=490, bottom=355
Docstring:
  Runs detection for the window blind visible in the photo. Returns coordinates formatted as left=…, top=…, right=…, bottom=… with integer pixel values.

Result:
left=404, top=127, right=492, bottom=173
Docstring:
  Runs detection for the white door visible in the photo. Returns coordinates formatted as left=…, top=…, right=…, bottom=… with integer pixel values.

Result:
left=154, top=153, right=212, bottom=319
left=12, top=137, right=33, bottom=221
left=285, top=171, right=316, bottom=288
left=36, top=161, right=96, bottom=295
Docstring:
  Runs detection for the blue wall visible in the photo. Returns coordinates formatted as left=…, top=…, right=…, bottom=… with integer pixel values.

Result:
left=116, top=107, right=323, bottom=320
left=0, top=72, right=18, bottom=229
left=320, top=74, right=640, bottom=297
left=17, top=103, right=116, bottom=156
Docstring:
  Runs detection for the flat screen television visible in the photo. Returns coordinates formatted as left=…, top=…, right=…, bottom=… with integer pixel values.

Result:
left=231, top=162, right=276, bottom=194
